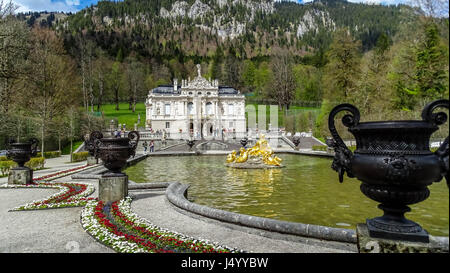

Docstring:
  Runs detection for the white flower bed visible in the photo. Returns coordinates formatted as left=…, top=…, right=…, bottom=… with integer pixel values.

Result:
left=81, top=200, right=147, bottom=253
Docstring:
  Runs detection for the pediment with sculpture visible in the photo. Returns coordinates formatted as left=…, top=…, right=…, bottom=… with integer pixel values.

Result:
left=182, top=64, right=219, bottom=91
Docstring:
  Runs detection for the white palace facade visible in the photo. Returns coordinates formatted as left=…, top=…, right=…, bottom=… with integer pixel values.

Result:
left=145, top=65, right=246, bottom=139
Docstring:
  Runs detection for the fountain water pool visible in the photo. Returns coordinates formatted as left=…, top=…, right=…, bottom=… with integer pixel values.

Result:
left=124, top=154, right=449, bottom=236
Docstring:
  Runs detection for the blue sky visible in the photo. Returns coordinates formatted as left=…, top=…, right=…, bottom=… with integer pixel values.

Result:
left=13, top=0, right=412, bottom=13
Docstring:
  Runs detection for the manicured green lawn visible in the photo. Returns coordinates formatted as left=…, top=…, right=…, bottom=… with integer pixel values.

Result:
left=61, top=140, right=84, bottom=155
left=101, top=102, right=319, bottom=131
left=101, top=103, right=147, bottom=130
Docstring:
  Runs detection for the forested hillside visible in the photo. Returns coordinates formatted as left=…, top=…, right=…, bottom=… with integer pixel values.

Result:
left=1, top=0, right=448, bottom=151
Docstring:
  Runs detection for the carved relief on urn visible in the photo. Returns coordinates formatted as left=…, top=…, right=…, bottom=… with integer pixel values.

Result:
left=328, top=99, right=449, bottom=243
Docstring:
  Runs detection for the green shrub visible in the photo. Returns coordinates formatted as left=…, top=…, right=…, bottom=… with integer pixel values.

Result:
left=36, top=151, right=61, bottom=159
left=72, top=152, right=89, bottom=162
left=313, top=145, right=357, bottom=152
left=312, top=145, right=328, bottom=152
left=0, top=156, right=8, bottom=161
left=0, top=157, right=45, bottom=176
left=0, top=161, right=16, bottom=176
left=25, top=157, right=46, bottom=170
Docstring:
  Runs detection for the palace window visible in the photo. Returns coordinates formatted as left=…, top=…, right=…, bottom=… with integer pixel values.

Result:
left=166, top=122, right=170, bottom=129
left=164, top=104, right=171, bottom=116
left=206, top=102, right=213, bottom=115
left=188, top=102, right=194, bottom=115
left=228, top=104, right=234, bottom=116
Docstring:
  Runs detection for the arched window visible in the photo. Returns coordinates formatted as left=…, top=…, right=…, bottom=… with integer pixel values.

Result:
left=187, top=102, right=194, bottom=115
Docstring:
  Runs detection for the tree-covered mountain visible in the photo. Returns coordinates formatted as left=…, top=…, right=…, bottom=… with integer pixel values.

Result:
left=2, top=0, right=447, bottom=151
left=47, top=0, right=415, bottom=61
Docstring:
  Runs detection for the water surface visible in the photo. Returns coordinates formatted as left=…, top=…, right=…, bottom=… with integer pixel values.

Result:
left=125, top=154, right=449, bottom=236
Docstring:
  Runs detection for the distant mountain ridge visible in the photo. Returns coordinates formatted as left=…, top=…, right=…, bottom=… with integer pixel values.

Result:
left=19, top=0, right=416, bottom=59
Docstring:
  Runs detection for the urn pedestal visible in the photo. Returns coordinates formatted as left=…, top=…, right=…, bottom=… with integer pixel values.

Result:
left=86, top=156, right=98, bottom=166
left=328, top=99, right=449, bottom=244
left=8, top=168, right=33, bottom=185
left=98, top=175, right=128, bottom=204
left=356, top=224, right=448, bottom=253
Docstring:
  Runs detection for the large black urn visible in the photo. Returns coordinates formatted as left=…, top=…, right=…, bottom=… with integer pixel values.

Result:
left=328, top=99, right=449, bottom=243
left=6, top=138, right=39, bottom=169
left=90, top=131, right=140, bottom=177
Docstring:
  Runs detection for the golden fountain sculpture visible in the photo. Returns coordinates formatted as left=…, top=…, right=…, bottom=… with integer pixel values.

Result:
left=226, top=135, right=283, bottom=168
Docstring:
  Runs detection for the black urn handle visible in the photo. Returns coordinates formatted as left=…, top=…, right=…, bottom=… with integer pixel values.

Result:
left=29, top=138, right=39, bottom=157
left=328, top=103, right=361, bottom=183
left=128, top=131, right=140, bottom=158
left=87, top=131, right=104, bottom=158
left=423, top=99, right=449, bottom=186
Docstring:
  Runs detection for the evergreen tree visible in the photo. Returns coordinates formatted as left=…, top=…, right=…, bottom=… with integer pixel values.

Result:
left=323, top=28, right=362, bottom=102
left=415, top=22, right=448, bottom=101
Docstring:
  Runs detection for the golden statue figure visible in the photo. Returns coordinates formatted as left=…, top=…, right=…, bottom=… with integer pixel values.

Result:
left=226, top=150, right=237, bottom=163
left=235, top=147, right=249, bottom=163
left=227, top=134, right=283, bottom=168
left=263, top=153, right=283, bottom=166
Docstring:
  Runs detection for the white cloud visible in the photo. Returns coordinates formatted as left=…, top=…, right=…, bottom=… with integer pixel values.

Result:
left=13, top=0, right=80, bottom=13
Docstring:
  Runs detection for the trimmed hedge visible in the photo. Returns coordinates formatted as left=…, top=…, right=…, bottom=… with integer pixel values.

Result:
left=313, top=145, right=357, bottom=152
left=314, top=146, right=439, bottom=153
left=0, top=161, right=16, bottom=176
left=72, top=152, right=89, bottom=163
left=36, top=151, right=61, bottom=159
left=0, top=157, right=46, bottom=176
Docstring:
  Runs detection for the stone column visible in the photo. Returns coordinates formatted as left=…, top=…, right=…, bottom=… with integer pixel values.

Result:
left=98, top=174, right=128, bottom=204
left=8, top=167, right=33, bottom=185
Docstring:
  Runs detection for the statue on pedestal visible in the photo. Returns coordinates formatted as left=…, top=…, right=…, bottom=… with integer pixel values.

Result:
left=226, top=135, right=283, bottom=169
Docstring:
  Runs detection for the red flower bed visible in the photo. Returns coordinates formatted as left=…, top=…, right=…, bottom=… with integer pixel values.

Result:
left=92, top=201, right=232, bottom=253
left=33, top=165, right=90, bottom=182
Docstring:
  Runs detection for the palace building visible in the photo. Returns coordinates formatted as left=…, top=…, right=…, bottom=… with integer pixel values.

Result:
left=145, top=65, right=246, bottom=138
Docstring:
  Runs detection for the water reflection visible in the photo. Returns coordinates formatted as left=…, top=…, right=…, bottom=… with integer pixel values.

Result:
left=125, top=155, right=449, bottom=236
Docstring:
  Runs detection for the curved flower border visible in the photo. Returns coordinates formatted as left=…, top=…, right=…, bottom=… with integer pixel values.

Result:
left=4, top=182, right=96, bottom=211
left=81, top=197, right=244, bottom=253
left=1, top=164, right=97, bottom=211
left=34, top=164, right=98, bottom=182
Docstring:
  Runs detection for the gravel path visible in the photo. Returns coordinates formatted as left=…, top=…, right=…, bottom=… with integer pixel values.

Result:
left=0, top=187, right=112, bottom=253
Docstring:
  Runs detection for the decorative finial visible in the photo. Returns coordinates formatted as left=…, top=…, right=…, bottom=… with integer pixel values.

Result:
left=197, top=64, right=201, bottom=77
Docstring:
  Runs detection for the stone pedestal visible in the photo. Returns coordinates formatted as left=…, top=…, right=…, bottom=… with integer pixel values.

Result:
left=87, top=156, right=98, bottom=166
left=98, top=175, right=128, bottom=203
left=356, top=224, right=448, bottom=253
left=8, top=168, right=33, bottom=185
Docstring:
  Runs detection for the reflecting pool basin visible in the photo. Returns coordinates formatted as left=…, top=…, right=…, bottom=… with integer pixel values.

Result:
left=125, top=154, right=449, bottom=236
